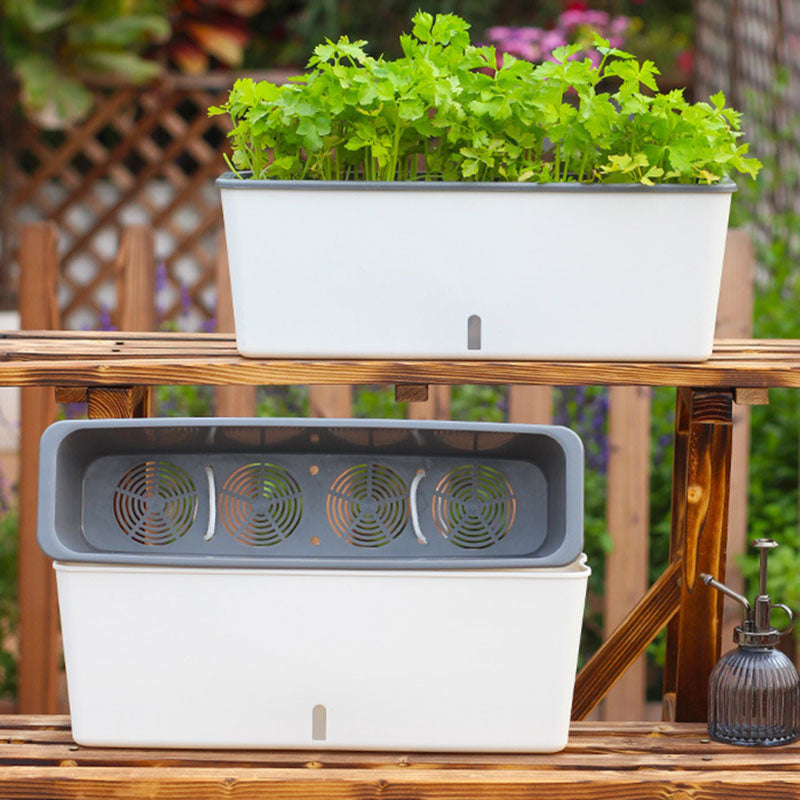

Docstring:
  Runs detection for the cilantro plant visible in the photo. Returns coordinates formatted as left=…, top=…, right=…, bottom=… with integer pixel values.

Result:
left=210, top=10, right=761, bottom=184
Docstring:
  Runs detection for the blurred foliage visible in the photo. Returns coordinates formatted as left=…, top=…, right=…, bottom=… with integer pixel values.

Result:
left=244, top=0, right=694, bottom=68
left=729, top=79, right=800, bottom=616
left=163, top=0, right=267, bottom=75
left=0, top=0, right=168, bottom=126
left=0, top=503, right=17, bottom=698
left=1, top=0, right=696, bottom=127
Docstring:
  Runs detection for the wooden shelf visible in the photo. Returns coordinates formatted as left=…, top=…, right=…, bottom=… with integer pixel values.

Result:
left=0, top=716, right=796, bottom=799
left=1, top=331, right=798, bottom=388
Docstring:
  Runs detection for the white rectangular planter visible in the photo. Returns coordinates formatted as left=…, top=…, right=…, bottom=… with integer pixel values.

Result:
left=218, top=176, right=735, bottom=361
left=56, top=558, right=589, bottom=752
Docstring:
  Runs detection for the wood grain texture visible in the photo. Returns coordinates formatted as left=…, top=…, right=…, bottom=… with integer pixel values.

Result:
left=603, top=385, right=651, bottom=721
left=54, top=387, right=89, bottom=403
left=733, top=387, right=769, bottom=405
left=572, top=560, right=681, bottom=721
left=396, top=384, right=429, bottom=403
left=673, top=389, right=733, bottom=722
left=87, top=386, right=150, bottom=419
left=0, top=334, right=800, bottom=387
left=17, top=224, right=60, bottom=715
left=214, top=231, right=257, bottom=417
left=2, top=717, right=797, bottom=799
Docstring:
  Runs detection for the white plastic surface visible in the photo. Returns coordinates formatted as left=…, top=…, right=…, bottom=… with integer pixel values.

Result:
left=56, top=558, right=590, bottom=752
left=219, top=185, right=732, bottom=360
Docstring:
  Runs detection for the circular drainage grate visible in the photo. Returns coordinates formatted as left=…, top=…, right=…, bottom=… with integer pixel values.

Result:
left=113, top=461, right=198, bottom=545
left=432, top=464, right=516, bottom=549
left=327, top=464, right=408, bottom=547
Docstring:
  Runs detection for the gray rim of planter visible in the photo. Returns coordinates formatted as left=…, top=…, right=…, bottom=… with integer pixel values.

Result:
left=216, top=171, right=737, bottom=192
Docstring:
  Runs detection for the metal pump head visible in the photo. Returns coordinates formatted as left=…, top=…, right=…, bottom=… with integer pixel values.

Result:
left=701, top=538, right=794, bottom=647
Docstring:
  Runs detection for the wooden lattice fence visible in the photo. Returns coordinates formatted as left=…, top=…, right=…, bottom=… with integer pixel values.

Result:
left=0, top=72, right=289, bottom=329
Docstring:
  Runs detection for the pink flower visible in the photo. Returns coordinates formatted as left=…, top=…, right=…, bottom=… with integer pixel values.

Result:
left=541, top=29, right=567, bottom=52
left=486, top=26, right=514, bottom=40
left=560, top=9, right=609, bottom=29
left=610, top=16, right=629, bottom=35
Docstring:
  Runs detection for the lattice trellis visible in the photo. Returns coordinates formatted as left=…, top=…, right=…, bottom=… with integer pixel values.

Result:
left=695, top=0, right=800, bottom=227
left=0, top=72, right=289, bottom=328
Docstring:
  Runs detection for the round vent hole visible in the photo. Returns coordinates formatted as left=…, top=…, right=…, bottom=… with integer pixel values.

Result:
left=218, top=463, right=303, bottom=546
left=327, top=464, right=408, bottom=548
left=432, top=464, right=516, bottom=549
left=113, top=461, right=198, bottom=546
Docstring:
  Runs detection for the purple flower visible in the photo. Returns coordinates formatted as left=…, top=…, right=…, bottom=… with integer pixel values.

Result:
left=155, top=261, right=168, bottom=293
left=180, top=284, right=192, bottom=316
left=98, top=305, right=116, bottom=332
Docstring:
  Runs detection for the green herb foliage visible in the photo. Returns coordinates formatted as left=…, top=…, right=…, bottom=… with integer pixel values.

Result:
left=211, top=10, right=760, bottom=184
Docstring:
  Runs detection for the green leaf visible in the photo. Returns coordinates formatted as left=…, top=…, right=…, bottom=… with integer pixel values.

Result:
left=411, top=11, right=434, bottom=43
left=80, top=51, right=162, bottom=83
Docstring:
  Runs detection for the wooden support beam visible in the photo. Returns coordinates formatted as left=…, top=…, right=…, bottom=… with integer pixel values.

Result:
left=734, top=387, right=768, bottom=406
left=572, top=559, right=681, bottom=721
left=508, top=386, right=553, bottom=424
left=215, top=232, right=256, bottom=417
left=395, top=384, right=429, bottom=403
left=603, top=385, right=651, bottom=720
left=665, top=388, right=734, bottom=722
left=87, top=386, right=150, bottom=419
left=55, top=387, right=88, bottom=404
left=17, top=222, right=60, bottom=713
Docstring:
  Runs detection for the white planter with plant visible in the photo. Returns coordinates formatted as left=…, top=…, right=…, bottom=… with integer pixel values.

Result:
left=213, top=12, right=760, bottom=361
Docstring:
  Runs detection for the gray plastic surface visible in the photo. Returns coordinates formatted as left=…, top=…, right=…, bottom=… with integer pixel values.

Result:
left=38, top=418, right=583, bottom=569
left=216, top=172, right=737, bottom=193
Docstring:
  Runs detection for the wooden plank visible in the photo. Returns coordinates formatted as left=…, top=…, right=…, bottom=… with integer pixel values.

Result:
left=672, top=389, right=734, bottom=722
left=715, top=229, right=755, bottom=656
left=3, top=337, right=800, bottom=388
left=572, top=559, right=681, bottom=721
left=395, top=384, right=429, bottom=403
left=602, top=385, right=651, bottom=721
left=115, top=225, right=156, bottom=416
left=17, top=224, right=60, bottom=714
left=2, top=766, right=798, bottom=799
left=734, top=387, right=768, bottom=405
left=115, top=226, right=156, bottom=332
left=406, top=385, right=451, bottom=420
left=214, top=232, right=256, bottom=417
left=507, top=386, right=553, bottom=424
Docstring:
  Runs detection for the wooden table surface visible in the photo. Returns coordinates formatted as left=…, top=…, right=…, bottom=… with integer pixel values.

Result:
left=2, top=331, right=800, bottom=388
left=0, top=716, right=797, bottom=799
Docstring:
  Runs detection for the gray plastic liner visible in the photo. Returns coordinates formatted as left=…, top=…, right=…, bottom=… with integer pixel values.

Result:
left=38, top=418, right=583, bottom=569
